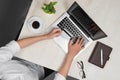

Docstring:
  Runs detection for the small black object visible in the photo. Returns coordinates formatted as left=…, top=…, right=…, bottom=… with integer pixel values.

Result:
left=43, top=72, right=78, bottom=80
left=32, top=21, right=40, bottom=29
left=88, top=41, right=112, bottom=68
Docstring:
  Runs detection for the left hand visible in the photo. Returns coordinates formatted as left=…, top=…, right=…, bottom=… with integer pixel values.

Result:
left=68, top=37, right=84, bottom=59
left=46, top=28, right=62, bottom=39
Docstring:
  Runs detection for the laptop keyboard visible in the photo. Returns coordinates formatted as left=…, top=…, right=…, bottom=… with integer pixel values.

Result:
left=57, top=17, right=89, bottom=44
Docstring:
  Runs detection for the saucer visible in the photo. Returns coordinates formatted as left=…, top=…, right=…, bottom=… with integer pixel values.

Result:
left=27, top=16, right=44, bottom=33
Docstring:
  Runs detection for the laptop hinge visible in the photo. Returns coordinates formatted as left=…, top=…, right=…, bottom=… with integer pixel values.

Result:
left=69, top=15, right=91, bottom=38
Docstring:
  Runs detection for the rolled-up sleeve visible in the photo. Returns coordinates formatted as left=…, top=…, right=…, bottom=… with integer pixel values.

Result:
left=54, top=73, right=66, bottom=80
left=0, top=40, right=21, bottom=63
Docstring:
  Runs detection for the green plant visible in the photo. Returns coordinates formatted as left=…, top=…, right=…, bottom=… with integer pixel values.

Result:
left=42, top=2, right=57, bottom=14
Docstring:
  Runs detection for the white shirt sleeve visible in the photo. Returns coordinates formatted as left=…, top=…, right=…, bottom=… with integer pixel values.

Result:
left=0, top=40, right=21, bottom=63
left=54, top=73, right=66, bottom=80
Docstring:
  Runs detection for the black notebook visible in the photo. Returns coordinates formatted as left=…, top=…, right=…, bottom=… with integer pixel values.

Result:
left=88, top=41, right=112, bottom=68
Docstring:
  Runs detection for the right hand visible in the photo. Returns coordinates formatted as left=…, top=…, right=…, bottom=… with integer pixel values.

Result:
left=68, top=37, right=85, bottom=59
left=46, top=28, right=62, bottom=39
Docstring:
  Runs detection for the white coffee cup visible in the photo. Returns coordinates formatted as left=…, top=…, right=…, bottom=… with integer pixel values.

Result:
left=27, top=16, right=44, bottom=33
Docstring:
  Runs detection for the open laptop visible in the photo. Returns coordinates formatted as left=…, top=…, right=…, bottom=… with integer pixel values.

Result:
left=0, top=0, right=32, bottom=47
left=52, top=2, right=107, bottom=56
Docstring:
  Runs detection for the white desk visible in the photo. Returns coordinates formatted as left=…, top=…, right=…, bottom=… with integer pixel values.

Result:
left=16, top=0, right=120, bottom=79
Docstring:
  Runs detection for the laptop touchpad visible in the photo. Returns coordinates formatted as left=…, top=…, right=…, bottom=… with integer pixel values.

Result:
left=61, top=31, right=70, bottom=40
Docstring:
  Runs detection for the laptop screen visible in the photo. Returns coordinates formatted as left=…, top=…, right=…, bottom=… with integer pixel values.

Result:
left=67, top=2, right=107, bottom=40
left=0, top=0, right=32, bottom=47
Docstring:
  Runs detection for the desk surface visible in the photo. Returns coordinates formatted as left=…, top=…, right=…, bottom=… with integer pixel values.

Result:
left=16, top=0, right=120, bottom=79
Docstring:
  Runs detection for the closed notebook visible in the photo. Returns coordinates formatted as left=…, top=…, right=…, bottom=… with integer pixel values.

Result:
left=88, top=41, right=112, bottom=68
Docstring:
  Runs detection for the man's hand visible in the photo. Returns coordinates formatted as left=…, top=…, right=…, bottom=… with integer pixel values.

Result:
left=46, top=28, right=62, bottom=39
left=68, top=37, right=84, bottom=59
left=58, top=37, right=85, bottom=78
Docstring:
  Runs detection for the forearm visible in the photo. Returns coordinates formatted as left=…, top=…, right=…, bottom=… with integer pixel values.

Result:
left=57, top=38, right=84, bottom=79
left=58, top=53, right=74, bottom=78
left=17, top=28, right=61, bottom=48
left=17, top=34, right=49, bottom=48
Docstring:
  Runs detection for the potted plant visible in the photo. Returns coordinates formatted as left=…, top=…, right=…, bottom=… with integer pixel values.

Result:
left=42, top=1, right=57, bottom=14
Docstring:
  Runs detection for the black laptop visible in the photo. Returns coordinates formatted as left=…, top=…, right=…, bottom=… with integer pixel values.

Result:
left=0, top=0, right=32, bottom=47
left=52, top=1, right=107, bottom=53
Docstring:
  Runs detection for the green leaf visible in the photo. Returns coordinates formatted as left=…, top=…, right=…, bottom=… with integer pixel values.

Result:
left=51, top=2, right=57, bottom=5
left=41, top=1, right=57, bottom=14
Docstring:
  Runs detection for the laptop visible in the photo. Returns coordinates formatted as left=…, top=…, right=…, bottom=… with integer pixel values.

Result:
left=52, top=2, right=107, bottom=56
left=0, top=0, right=32, bottom=47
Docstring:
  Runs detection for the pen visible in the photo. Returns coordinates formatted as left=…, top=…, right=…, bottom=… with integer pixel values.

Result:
left=101, top=49, right=103, bottom=66
left=101, top=49, right=103, bottom=65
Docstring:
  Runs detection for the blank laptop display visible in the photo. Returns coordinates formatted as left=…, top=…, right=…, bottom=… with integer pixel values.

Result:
left=67, top=2, right=107, bottom=40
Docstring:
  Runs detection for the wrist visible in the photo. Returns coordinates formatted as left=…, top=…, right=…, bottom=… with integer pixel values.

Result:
left=38, top=34, right=50, bottom=41
left=43, top=34, right=51, bottom=39
left=68, top=51, right=76, bottom=58
left=67, top=53, right=74, bottom=61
